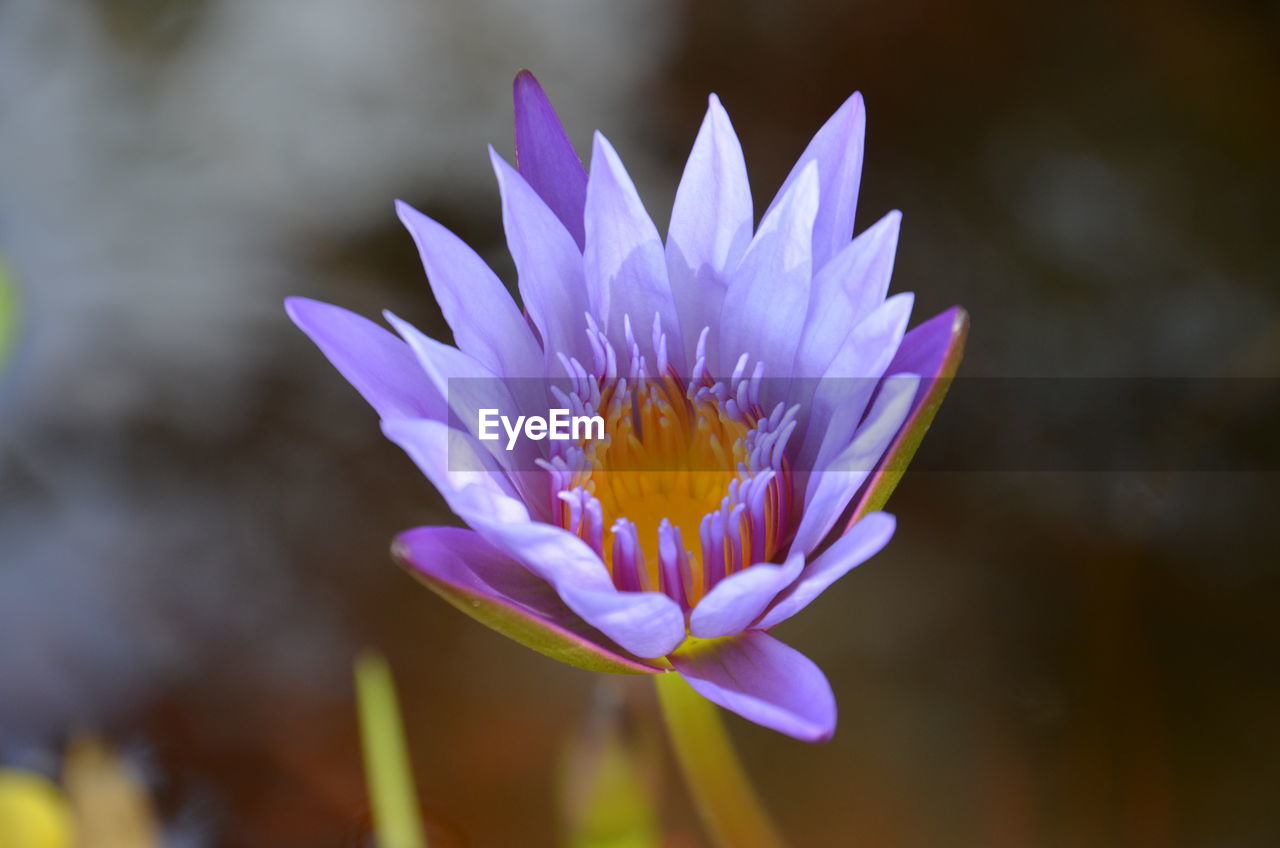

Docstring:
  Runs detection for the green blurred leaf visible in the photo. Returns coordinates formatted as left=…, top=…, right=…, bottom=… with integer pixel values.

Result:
left=0, top=259, right=17, bottom=373
left=558, top=682, right=661, bottom=848
left=355, top=652, right=428, bottom=848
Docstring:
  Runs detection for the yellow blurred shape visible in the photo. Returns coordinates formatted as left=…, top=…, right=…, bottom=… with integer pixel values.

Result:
left=0, top=770, right=74, bottom=848
left=558, top=682, right=661, bottom=848
left=61, top=738, right=159, bottom=848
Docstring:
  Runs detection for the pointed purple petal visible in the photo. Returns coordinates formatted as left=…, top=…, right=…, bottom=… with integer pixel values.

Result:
left=395, top=200, right=541, bottom=377
left=585, top=133, right=683, bottom=369
left=719, top=160, right=819, bottom=382
left=285, top=297, right=443, bottom=421
left=383, top=311, right=544, bottom=489
left=384, top=415, right=686, bottom=659
left=764, top=92, right=866, bottom=269
left=666, top=95, right=753, bottom=368
left=795, top=292, right=914, bottom=473
left=513, top=70, right=588, bottom=249
left=669, top=631, right=837, bottom=742
left=490, top=148, right=593, bottom=370
left=757, top=512, right=895, bottom=629
left=689, top=553, right=805, bottom=638
left=381, top=417, right=519, bottom=501
left=395, top=526, right=660, bottom=674
left=845, top=306, right=970, bottom=525
left=791, top=373, right=919, bottom=554
left=794, top=210, right=902, bottom=379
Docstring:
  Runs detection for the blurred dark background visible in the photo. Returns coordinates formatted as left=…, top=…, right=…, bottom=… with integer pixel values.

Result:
left=1, top=0, right=1277, bottom=845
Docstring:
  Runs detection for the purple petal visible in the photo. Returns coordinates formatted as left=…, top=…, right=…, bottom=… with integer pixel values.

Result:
left=285, top=297, right=443, bottom=421
left=669, top=631, right=837, bottom=742
left=791, top=373, right=919, bottom=554
left=757, top=512, right=895, bottom=629
left=513, top=71, right=588, bottom=249
left=845, top=306, right=970, bottom=524
left=585, top=133, right=684, bottom=370
left=387, top=423, right=595, bottom=579
left=395, top=526, right=661, bottom=674
left=719, top=160, right=819, bottom=384
left=795, top=292, right=914, bottom=474
left=395, top=200, right=542, bottom=377
left=384, top=421, right=686, bottom=659
left=689, top=553, right=805, bottom=638
left=490, top=148, right=593, bottom=370
left=382, top=414, right=553, bottom=528
left=666, top=94, right=753, bottom=369
left=887, top=304, right=968, bottom=381
left=764, top=92, right=866, bottom=270
left=557, top=582, right=687, bottom=659
left=793, top=210, right=902, bottom=380
left=466, top=507, right=615, bottom=591
left=471, top=514, right=686, bottom=659
left=383, top=311, right=544, bottom=489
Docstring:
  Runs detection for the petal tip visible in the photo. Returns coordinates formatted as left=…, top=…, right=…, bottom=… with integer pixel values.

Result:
left=513, top=68, right=543, bottom=97
left=393, top=198, right=424, bottom=226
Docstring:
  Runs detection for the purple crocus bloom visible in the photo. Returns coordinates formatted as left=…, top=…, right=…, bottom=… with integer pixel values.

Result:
left=287, top=72, right=966, bottom=741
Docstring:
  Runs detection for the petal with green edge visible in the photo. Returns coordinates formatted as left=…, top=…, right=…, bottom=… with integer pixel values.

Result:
left=846, top=306, right=969, bottom=526
left=393, top=526, right=662, bottom=675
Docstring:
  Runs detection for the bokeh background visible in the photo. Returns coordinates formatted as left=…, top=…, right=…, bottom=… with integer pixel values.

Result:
left=2, top=0, right=1278, bottom=845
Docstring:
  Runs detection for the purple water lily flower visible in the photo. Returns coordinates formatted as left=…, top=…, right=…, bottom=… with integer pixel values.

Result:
left=287, top=72, right=966, bottom=742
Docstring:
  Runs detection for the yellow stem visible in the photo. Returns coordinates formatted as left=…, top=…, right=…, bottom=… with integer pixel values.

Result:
left=654, top=673, right=787, bottom=848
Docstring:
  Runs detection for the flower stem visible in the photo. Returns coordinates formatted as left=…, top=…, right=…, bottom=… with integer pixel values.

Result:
left=355, top=651, right=428, bottom=848
left=654, top=673, right=787, bottom=848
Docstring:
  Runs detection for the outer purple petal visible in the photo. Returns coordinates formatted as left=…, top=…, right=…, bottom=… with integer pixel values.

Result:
left=381, top=417, right=520, bottom=506
left=795, top=292, right=914, bottom=474
left=513, top=70, right=588, bottom=249
left=585, top=133, right=683, bottom=369
left=846, top=306, right=970, bottom=524
left=791, top=373, right=919, bottom=554
left=381, top=419, right=685, bottom=659
left=793, top=210, right=902, bottom=380
left=394, top=200, right=541, bottom=377
left=395, top=526, right=660, bottom=674
left=383, top=311, right=544, bottom=494
left=757, top=512, right=895, bottom=629
left=689, top=553, right=804, bottom=638
left=666, top=94, right=753, bottom=369
left=764, top=92, right=866, bottom=270
left=719, top=160, right=819, bottom=384
left=669, top=631, right=837, bottom=742
left=490, top=148, right=593, bottom=370
left=285, top=297, right=443, bottom=421
left=475, top=515, right=686, bottom=659
left=383, top=418, right=592, bottom=579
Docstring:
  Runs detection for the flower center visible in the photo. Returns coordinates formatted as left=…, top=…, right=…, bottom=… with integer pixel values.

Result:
left=543, top=320, right=797, bottom=610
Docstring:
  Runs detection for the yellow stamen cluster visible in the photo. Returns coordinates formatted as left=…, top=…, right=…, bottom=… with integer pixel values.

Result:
left=575, top=374, right=750, bottom=590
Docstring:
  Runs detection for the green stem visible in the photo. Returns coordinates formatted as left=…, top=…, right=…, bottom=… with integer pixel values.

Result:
left=654, top=673, right=787, bottom=848
left=355, top=651, right=428, bottom=848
